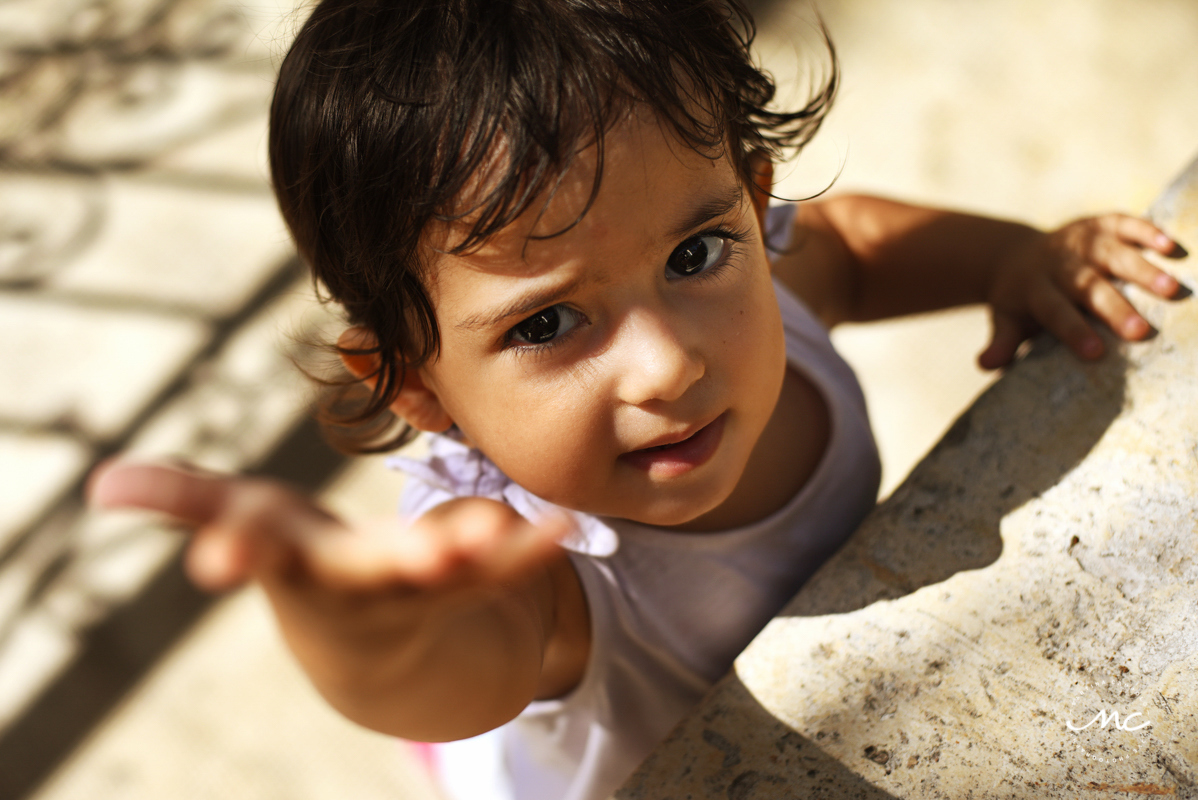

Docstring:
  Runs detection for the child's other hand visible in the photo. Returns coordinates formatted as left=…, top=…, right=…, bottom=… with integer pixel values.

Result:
left=979, top=214, right=1185, bottom=369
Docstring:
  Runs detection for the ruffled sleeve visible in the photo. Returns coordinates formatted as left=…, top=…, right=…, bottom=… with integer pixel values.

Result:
left=388, top=432, right=618, bottom=557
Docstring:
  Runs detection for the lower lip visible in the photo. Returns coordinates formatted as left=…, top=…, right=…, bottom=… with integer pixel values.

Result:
left=621, top=414, right=725, bottom=478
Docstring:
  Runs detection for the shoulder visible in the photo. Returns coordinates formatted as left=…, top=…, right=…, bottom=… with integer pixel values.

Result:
left=767, top=199, right=859, bottom=329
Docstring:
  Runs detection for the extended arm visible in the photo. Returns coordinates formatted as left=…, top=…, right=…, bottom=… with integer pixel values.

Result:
left=89, top=462, right=590, bottom=742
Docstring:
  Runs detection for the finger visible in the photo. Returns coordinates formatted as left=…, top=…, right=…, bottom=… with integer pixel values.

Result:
left=299, top=510, right=568, bottom=591
left=1079, top=277, right=1152, bottom=340
left=291, top=500, right=517, bottom=589
left=1029, top=284, right=1104, bottom=360
left=92, top=461, right=349, bottom=590
left=186, top=527, right=259, bottom=591
left=467, top=512, right=572, bottom=581
left=407, top=505, right=567, bottom=584
left=1090, top=239, right=1180, bottom=299
left=1104, top=214, right=1182, bottom=257
left=978, top=311, right=1027, bottom=370
left=89, top=460, right=232, bottom=524
left=192, top=494, right=332, bottom=591
left=297, top=518, right=449, bottom=590
left=357, top=500, right=525, bottom=584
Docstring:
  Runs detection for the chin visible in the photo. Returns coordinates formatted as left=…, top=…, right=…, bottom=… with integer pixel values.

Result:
left=628, top=486, right=735, bottom=529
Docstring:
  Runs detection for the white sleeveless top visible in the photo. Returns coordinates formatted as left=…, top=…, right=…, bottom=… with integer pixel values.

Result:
left=388, top=204, right=881, bottom=800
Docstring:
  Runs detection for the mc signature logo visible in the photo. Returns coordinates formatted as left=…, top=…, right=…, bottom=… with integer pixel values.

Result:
left=1066, top=709, right=1151, bottom=732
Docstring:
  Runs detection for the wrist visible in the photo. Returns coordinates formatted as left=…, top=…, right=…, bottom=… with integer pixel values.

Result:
left=984, top=224, right=1045, bottom=305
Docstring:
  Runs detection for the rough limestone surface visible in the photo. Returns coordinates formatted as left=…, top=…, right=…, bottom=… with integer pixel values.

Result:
left=617, top=160, right=1198, bottom=800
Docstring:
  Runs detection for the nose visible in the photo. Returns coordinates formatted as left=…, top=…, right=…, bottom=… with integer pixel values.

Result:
left=613, top=307, right=705, bottom=406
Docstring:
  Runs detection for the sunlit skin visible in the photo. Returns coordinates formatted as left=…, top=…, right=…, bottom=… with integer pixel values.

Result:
left=87, top=104, right=1185, bottom=743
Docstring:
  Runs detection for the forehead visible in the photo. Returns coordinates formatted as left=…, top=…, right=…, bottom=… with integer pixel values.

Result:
left=425, top=110, right=747, bottom=289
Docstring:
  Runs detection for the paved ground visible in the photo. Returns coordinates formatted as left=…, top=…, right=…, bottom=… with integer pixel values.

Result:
left=1, top=0, right=1195, bottom=798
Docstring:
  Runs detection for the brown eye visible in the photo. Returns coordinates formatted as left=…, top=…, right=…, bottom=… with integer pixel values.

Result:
left=667, top=235, right=725, bottom=277
left=509, top=305, right=580, bottom=346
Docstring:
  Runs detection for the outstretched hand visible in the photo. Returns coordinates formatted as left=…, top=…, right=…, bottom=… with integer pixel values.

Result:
left=89, top=460, right=575, bottom=739
left=980, top=213, right=1186, bottom=369
left=88, top=460, right=568, bottom=593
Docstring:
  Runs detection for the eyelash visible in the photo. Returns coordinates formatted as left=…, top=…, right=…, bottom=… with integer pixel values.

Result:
left=504, top=313, right=584, bottom=361
left=677, top=225, right=750, bottom=283
left=503, top=224, right=753, bottom=359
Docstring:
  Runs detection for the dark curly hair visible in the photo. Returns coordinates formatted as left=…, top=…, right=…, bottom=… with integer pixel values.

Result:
left=269, top=0, right=837, bottom=452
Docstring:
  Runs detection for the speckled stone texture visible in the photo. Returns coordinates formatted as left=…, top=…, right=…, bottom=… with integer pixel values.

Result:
left=617, top=160, right=1198, bottom=800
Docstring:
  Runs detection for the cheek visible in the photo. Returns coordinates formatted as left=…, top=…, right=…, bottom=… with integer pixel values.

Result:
left=448, top=368, right=614, bottom=503
left=718, top=277, right=786, bottom=387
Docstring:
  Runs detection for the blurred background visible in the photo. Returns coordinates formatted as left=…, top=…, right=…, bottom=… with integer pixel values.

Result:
left=0, top=0, right=1195, bottom=797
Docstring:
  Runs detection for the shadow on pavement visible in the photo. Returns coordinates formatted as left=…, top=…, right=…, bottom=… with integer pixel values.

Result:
left=619, top=672, right=902, bottom=799
left=785, top=331, right=1127, bottom=618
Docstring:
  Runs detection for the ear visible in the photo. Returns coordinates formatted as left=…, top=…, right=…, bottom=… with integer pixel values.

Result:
left=747, top=151, right=775, bottom=228
left=337, top=327, right=455, bottom=433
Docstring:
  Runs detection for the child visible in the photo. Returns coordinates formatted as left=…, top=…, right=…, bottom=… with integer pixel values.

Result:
left=90, top=1, right=1185, bottom=798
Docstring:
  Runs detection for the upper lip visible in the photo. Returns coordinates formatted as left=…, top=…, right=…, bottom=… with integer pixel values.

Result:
left=630, top=413, right=721, bottom=452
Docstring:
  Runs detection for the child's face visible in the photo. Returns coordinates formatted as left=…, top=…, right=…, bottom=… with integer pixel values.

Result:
left=413, top=112, right=787, bottom=528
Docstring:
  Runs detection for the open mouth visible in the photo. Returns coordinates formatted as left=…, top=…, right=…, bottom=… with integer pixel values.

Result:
left=639, top=431, right=700, bottom=453
left=621, top=414, right=725, bottom=477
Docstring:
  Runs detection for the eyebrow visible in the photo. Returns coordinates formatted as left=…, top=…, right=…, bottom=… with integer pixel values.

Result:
left=455, top=182, right=747, bottom=333
left=456, top=280, right=582, bottom=332
left=665, top=182, right=746, bottom=240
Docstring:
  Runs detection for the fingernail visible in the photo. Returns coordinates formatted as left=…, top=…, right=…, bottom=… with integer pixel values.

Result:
left=1082, top=337, right=1104, bottom=358
left=1156, top=233, right=1174, bottom=250
left=1125, top=317, right=1149, bottom=338
left=1154, top=274, right=1178, bottom=295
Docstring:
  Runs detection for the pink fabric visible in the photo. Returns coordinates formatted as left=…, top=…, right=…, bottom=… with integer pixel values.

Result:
left=405, top=740, right=439, bottom=774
